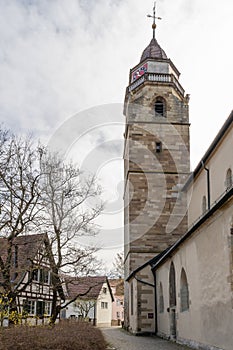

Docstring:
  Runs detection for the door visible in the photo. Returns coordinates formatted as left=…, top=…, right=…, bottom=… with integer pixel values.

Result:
left=36, top=301, right=45, bottom=318
left=170, top=308, right=176, bottom=339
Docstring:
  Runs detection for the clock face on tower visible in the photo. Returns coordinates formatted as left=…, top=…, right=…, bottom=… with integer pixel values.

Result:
left=131, top=62, right=148, bottom=83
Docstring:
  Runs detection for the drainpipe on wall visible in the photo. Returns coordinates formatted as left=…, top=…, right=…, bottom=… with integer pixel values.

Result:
left=93, top=302, right=96, bottom=326
left=152, top=270, right=158, bottom=335
left=202, top=161, right=211, bottom=210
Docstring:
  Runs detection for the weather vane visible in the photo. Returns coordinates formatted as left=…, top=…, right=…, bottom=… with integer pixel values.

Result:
left=147, top=2, right=162, bottom=39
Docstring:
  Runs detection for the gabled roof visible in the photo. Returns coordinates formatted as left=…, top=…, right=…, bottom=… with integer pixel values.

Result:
left=109, top=278, right=124, bottom=296
left=0, top=233, right=48, bottom=285
left=65, top=276, right=114, bottom=301
left=126, top=248, right=170, bottom=282
left=0, top=233, right=65, bottom=301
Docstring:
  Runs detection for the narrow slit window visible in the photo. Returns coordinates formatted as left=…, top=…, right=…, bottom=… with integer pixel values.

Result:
left=225, top=168, right=232, bottom=190
left=156, top=142, right=162, bottom=153
left=169, top=262, right=176, bottom=307
left=202, top=195, right=207, bottom=214
left=159, top=282, right=164, bottom=313
left=155, top=97, right=166, bottom=117
left=180, top=268, right=189, bottom=312
left=131, top=283, right=134, bottom=315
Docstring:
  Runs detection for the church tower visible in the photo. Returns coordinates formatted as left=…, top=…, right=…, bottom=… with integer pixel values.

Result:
left=124, top=5, right=190, bottom=331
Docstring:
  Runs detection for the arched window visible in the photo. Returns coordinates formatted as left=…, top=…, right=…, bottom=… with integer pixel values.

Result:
left=202, top=195, right=207, bottom=214
left=225, top=168, right=232, bottom=190
left=180, top=268, right=189, bottom=312
left=155, top=97, right=166, bottom=117
left=159, top=282, right=164, bottom=313
left=130, top=283, right=134, bottom=315
left=169, top=262, right=176, bottom=307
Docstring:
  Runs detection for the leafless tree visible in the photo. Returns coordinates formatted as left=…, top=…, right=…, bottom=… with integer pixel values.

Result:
left=0, top=128, right=103, bottom=323
left=109, top=251, right=124, bottom=278
left=40, top=152, right=104, bottom=323
left=74, top=299, right=96, bottom=319
left=0, top=128, right=43, bottom=310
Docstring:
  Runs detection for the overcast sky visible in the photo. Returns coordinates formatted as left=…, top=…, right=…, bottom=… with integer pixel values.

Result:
left=0, top=0, right=232, bottom=270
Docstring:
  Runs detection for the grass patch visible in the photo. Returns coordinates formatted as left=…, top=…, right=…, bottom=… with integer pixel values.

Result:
left=0, top=320, right=107, bottom=350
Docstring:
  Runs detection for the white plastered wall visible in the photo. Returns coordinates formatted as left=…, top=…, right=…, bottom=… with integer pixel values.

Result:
left=188, top=126, right=233, bottom=227
left=96, top=282, right=112, bottom=327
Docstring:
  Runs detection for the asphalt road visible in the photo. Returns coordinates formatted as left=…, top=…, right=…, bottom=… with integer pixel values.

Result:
left=101, top=327, right=191, bottom=350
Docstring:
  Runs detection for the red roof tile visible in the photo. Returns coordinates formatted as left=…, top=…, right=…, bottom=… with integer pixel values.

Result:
left=0, top=233, right=48, bottom=285
left=65, top=276, right=113, bottom=300
left=109, top=278, right=124, bottom=296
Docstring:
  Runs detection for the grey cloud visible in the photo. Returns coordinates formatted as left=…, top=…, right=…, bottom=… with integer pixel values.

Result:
left=0, top=0, right=232, bottom=267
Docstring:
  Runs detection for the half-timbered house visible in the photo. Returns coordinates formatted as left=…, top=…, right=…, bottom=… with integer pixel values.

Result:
left=0, top=233, right=64, bottom=323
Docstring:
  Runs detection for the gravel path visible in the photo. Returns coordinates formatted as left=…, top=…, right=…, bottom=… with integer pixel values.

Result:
left=101, top=327, right=191, bottom=350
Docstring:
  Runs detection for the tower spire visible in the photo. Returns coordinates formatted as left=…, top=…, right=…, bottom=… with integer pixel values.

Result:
left=147, top=2, right=162, bottom=39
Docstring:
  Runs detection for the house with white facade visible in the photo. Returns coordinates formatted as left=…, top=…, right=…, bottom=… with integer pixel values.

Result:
left=63, top=276, right=114, bottom=327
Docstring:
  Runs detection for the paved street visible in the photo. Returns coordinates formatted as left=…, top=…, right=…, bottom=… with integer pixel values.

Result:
left=101, top=327, right=191, bottom=350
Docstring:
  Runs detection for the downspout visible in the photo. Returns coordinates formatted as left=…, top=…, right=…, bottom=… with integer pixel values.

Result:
left=93, top=301, right=96, bottom=326
left=152, top=269, right=158, bottom=335
left=202, top=161, right=210, bottom=210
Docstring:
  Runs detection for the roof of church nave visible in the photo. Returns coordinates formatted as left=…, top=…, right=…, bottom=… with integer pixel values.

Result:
left=140, top=37, right=167, bottom=62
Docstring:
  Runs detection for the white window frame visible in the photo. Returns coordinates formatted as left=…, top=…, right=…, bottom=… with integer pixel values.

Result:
left=101, top=302, right=108, bottom=309
left=28, top=300, right=36, bottom=315
left=44, top=302, right=51, bottom=316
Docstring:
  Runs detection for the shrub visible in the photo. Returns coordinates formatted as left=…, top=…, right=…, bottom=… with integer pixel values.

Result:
left=0, top=320, right=107, bottom=350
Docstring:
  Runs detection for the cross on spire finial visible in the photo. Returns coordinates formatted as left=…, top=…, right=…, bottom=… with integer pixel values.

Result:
left=147, top=2, right=162, bottom=39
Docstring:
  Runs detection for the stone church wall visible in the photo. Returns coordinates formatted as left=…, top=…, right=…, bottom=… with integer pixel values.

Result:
left=127, top=264, right=155, bottom=334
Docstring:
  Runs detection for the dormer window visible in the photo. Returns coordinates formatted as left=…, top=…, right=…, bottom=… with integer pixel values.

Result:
left=155, top=97, right=166, bottom=117
left=32, top=269, right=39, bottom=282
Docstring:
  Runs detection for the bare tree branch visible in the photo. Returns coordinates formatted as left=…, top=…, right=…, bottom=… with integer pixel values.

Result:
left=0, top=128, right=44, bottom=311
left=39, top=152, right=103, bottom=323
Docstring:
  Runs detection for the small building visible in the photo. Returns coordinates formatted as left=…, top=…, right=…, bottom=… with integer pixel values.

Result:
left=64, top=276, right=114, bottom=327
left=109, top=278, right=124, bottom=326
